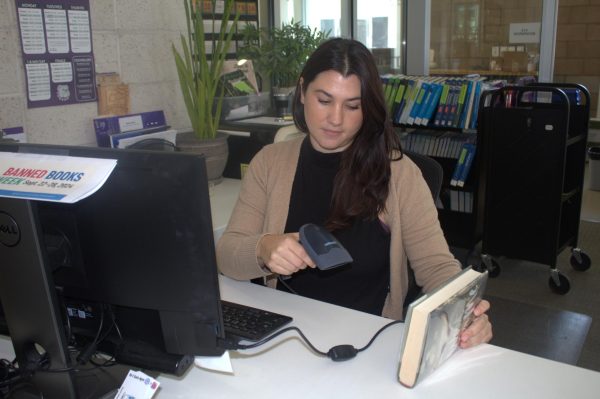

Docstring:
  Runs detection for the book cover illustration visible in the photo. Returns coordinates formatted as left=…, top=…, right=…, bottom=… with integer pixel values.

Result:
left=418, top=275, right=486, bottom=382
left=398, top=268, right=488, bottom=388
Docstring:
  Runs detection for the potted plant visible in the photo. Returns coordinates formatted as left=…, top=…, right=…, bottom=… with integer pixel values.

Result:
left=172, top=0, right=239, bottom=182
left=237, top=20, right=329, bottom=115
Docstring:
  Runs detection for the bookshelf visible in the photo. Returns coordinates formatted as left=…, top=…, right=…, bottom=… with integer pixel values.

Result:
left=385, top=75, right=489, bottom=255
left=430, top=68, right=538, bottom=83
left=478, top=83, right=592, bottom=294
left=399, top=126, right=485, bottom=253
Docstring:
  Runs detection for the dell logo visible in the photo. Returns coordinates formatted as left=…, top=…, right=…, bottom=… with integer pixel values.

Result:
left=0, top=224, right=17, bottom=234
left=0, top=211, right=20, bottom=247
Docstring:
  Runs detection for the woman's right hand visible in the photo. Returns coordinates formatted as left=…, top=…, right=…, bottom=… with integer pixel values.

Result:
left=257, top=233, right=316, bottom=275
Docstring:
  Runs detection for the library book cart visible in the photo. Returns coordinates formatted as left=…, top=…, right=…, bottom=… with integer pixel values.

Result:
left=477, top=83, right=592, bottom=294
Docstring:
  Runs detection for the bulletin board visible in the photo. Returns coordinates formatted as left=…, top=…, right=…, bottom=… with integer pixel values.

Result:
left=15, top=0, right=97, bottom=109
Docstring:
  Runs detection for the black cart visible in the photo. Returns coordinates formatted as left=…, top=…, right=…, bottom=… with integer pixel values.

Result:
left=477, top=83, right=592, bottom=294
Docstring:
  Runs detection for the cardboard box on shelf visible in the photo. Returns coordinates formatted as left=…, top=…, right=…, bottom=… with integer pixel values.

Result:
left=97, top=73, right=130, bottom=116
left=502, top=51, right=528, bottom=73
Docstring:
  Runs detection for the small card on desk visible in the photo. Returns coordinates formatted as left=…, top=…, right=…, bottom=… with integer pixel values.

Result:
left=115, top=370, right=160, bottom=399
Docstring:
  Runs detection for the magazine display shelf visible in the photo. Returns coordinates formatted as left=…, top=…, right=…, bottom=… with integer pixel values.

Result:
left=477, top=83, right=592, bottom=294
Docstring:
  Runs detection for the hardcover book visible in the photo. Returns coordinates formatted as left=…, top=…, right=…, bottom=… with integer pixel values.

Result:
left=398, top=267, right=488, bottom=388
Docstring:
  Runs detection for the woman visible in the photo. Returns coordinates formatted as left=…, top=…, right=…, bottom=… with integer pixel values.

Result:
left=217, top=38, right=491, bottom=348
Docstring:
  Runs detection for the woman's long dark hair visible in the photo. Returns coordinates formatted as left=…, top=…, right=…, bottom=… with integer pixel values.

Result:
left=292, top=38, right=403, bottom=230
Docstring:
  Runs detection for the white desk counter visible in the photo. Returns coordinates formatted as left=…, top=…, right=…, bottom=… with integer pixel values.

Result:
left=155, top=276, right=600, bottom=399
left=1, top=273, right=599, bottom=399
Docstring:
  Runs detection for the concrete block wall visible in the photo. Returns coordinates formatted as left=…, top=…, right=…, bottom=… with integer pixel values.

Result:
left=0, top=0, right=190, bottom=145
left=554, top=0, right=600, bottom=118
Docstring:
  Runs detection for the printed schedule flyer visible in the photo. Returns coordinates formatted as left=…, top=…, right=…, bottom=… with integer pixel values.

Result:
left=15, top=0, right=97, bottom=108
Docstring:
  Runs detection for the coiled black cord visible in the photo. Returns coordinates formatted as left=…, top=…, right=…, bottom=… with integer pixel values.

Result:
left=223, top=319, right=403, bottom=361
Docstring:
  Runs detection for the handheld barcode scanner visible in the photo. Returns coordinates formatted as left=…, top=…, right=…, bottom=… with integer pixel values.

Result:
left=299, top=223, right=353, bottom=270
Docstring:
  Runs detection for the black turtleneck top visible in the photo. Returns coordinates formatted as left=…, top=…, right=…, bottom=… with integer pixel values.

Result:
left=279, top=138, right=391, bottom=315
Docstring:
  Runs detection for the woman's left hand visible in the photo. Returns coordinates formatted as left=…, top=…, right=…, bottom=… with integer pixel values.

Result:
left=459, top=299, right=492, bottom=349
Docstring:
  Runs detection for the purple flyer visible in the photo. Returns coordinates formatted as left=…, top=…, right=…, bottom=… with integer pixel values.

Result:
left=15, top=0, right=97, bottom=108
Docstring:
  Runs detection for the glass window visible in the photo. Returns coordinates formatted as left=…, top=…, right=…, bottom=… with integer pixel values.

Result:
left=356, top=0, right=403, bottom=74
left=273, top=0, right=404, bottom=74
left=305, top=0, right=341, bottom=36
left=430, top=0, right=543, bottom=82
left=276, top=0, right=342, bottom=36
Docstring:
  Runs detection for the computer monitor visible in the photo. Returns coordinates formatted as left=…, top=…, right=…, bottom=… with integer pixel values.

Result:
left=0, top=143, right=225, bottom=397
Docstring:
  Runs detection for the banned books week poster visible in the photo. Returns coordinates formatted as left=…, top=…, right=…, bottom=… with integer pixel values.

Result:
left=15, top=0, right=97, bottom=108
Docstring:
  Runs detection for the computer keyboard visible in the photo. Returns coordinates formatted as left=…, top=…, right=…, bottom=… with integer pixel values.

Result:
left=221, top=300, right=293, bottom=341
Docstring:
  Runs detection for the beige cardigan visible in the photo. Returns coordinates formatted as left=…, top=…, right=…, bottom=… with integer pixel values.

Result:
left=216, top=138, right=460, bottom=320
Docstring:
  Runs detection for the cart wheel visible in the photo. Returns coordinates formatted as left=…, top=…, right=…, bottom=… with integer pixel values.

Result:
left=570, top=249, right=591, bottom=271
left=478, top=255, right=501, bottom=278
left=487, top=259, right=501, bottom=278
left=548, top=272, right=570, bottom=295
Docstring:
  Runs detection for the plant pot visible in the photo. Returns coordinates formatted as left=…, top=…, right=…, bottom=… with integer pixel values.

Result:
left=176, top=131, right=229, bottom=184
left=272, top=86, right=295, bottom=118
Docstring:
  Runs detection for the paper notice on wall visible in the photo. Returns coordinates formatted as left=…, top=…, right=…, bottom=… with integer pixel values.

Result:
left=0, top=152, right=116, bottom=203
left=509, top=22, right=541, bottom=44
left=15, top=0, right=97, bottom=108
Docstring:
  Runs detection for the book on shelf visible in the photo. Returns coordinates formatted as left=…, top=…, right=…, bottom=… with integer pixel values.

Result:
left=397, top=267, right=488, bottom=388
left=432, top=83, right=450, bottom=127
left=410, top=82, right=431, bottom=125
left=450, top=143, right=469, bottom=186
left=469, top=81, right=484, bottom=130
left=462, top=80, right=478, bottom=130
left=384, top=77, right=401, bottom=112
left=456, top=143, right=476, bottom=187
left=391, top=79, right=408, bottom=122
left=457, top=81, right=473, bottom=129
left=420, top=83, right=444, bottom=126
left=382, top=74, right=493, bottom=130
left=450, top=81, right=469, bottom=128
left=399, top=79, right=423, bottom=124
left=450, top=189, right=460, bottom=211
left=442, top=82, right=460, bottom=127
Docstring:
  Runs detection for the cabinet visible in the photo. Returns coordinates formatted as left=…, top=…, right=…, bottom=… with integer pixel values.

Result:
left=478, top=84, right=592, bottom=294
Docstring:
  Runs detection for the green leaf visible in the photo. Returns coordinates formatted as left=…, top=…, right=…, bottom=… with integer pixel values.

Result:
left=171, top=0, right=240, bottom=139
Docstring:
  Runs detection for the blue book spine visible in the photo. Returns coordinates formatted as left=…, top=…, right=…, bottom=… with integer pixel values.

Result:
left=450, top=143, right=469, bottom=186
left=407, top=82, right=430, bottom=125
left=433, top=83, right=450, bottom=127
left=457, top=143, right=476, bottom=187
left=421, top=83, right=443, bottom=126
left=469, top=82, right=483, bottom=130
left=415, top=83, right=434, bottom=125
left=443, top=83, right=460, bottom=127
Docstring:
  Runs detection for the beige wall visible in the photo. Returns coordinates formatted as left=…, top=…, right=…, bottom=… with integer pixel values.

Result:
left=0, top=0, right=189, bottom=145
left=554, top=0, right=600, bottom=118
